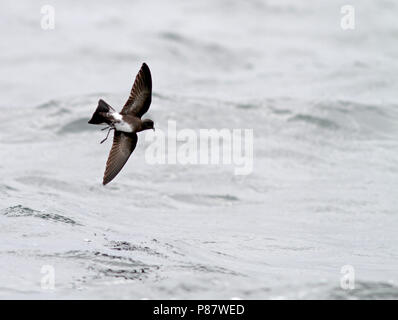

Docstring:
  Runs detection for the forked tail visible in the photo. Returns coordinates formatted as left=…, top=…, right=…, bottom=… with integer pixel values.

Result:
left=88, top=99, right=115, bottom=125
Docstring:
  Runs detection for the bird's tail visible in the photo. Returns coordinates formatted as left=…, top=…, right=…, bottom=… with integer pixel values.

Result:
left=88, top=99, right=114, bottom=125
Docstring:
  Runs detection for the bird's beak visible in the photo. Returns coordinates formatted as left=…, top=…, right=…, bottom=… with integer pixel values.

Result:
left=153, top=127, right=155, bottom=131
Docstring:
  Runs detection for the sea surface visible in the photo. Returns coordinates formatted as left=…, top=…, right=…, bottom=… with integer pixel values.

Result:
left=0, top=0, right=398, bottom=299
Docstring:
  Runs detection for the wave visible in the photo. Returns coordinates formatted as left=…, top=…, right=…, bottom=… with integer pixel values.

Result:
left=2, top=205, right=79, bottom=225
left=327, top=281, right=398, bottom=300
left=57, top=118, right=98, bottom=135
left=288, top=114, right=339, bottom=130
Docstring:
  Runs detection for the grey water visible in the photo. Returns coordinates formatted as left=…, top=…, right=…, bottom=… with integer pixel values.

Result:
left=0, top=0, right=398, bottom=299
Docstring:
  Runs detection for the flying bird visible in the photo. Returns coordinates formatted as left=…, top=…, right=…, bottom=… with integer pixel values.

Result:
left=88, top=63, right=154, bottom=185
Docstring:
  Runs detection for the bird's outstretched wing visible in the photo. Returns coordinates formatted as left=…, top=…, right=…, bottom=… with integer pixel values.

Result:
left=103, top=131, right=138, bottom=185
left=121, top=63, right=152, bottom=118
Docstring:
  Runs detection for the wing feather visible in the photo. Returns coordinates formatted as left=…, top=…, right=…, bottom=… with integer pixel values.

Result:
left=121, top=63, right=152, bottom=118
left=103, top=131, right=138, bottom=185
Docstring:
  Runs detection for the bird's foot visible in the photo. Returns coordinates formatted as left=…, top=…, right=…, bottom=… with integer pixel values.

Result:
left=100, top=127, right=114, bottom=144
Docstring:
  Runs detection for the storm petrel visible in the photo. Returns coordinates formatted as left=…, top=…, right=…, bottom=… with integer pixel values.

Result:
left=88, top=63, right=154, bottom=185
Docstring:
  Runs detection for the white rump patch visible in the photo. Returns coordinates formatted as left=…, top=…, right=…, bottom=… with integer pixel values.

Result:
left=111, top=112, right=133, bottom=132
left=114, top=122, right=133, bottom=132
left=112, top=112, right=123, bottom=121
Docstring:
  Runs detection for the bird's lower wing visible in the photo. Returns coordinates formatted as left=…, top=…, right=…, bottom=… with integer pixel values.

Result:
left=103, top=131, right=138, bottom=185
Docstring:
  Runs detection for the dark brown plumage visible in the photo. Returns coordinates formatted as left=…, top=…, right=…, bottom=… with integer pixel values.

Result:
left=88, top=62, right=154, bottom=185
left=121, top=62, right=152, bottom=118
left=103, top=132, right=138, bottom=185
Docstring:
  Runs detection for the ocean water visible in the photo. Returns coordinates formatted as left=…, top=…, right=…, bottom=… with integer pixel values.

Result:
left=0, top=0, right=398, bottom=299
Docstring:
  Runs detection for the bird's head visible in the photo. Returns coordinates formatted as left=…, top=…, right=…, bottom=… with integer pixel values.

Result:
left=142, top=119, right=155, bottom=131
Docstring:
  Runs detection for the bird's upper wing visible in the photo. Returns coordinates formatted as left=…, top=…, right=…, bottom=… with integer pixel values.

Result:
left=103, top=131, right=138, bottom=185
left=121, top=63, right=152, bottom=118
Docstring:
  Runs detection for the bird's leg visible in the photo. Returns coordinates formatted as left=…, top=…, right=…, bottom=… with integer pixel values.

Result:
left=101, top=126, right=110, bottom=131
left=100, top=127, right=114, bottom=144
